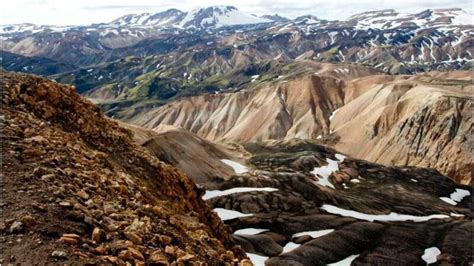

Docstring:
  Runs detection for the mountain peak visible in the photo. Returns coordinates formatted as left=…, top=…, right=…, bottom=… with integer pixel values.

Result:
left=206, top=5, right=238, bottom=12
left=110, top=13, right=151, bottom=26
left=179, top=5, right=271, bottom=29
left=261, top=14, right=290, bottom=23
left=347, top=9, right=398, bottom=21
left=294, top=15, right=321, bottom=24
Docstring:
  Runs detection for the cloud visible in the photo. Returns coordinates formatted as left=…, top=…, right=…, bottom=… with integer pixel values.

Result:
left=84, top=5, right=163, bottom=10
left=0, top=0, right=471, bottom=25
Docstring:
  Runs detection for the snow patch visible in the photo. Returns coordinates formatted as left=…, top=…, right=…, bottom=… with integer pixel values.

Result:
left=282, top=242, right=301, bottom=253
left=321, top=204, right=450, bottom=222
left=440, top=197, right=457, bottom=205
left=293, top=229, right=334, bottom=239
left=246, top=253, right=268, bottom=266
left=421, top=247, right=441, bottom=264
left=328, top=254, right=360, bottom=266
left=213, top=208, right=253, bottom=221
left=311, top=154, right=346, bottom=189
left=203, top=187, right=278, bottom=200
left=251, top=74, right=260, bottom=82
left=234, top=228, right=269, bottom=235
left=450, top=188, right=470, bottom=202
left=221, top=159, right=249, bottom=174
left=440, top=188, right=470, bottom=205
left=328, top=31, right=337, bottom=44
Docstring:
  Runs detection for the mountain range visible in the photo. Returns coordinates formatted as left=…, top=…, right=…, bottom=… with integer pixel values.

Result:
left=1, top=6, right=472, bottom=72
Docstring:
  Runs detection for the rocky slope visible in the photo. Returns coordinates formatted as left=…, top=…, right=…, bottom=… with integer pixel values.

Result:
left=0, top=71, right=248, bottom=264
left=120, top=123, right=242, bottom=187
left=128, top=66, right=472, bottom=184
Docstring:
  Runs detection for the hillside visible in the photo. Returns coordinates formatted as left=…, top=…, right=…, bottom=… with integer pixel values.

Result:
left=124, top=64, right=472, bottom=184
left=331, top=71, right=472, bottom=184
left=120, top=123, right=241, bottom=186
left=0, top=71, right=248, bottom=264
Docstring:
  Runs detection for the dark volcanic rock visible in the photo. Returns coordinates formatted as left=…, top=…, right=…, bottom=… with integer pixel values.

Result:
left=203, top=140, right=472, bottom=265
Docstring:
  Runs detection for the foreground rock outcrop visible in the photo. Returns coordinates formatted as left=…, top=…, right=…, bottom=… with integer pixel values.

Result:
left=0, top=71, right=247, bottom=264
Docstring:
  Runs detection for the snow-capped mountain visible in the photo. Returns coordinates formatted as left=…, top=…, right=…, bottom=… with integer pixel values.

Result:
left=110, top=8, right=185, bottom=27
left=1, top=7, right=472, bottom=75
left=2, top=6, right=471, bottom=35
left=261, top=14, right=291, bottom=23
left=107, top=6, right=272, bottom=29
left=177, top=6, right=272, bottom=29
left=293, top=15, right=323, bottom=25
left=0, top=23, right=71, bottom=35
left=110, top=13, right=152, bottom=26
left=348, top=8, right=472, bottom=30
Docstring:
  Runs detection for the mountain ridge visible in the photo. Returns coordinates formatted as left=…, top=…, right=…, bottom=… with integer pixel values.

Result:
left=1, top=6, right=471, bottom=81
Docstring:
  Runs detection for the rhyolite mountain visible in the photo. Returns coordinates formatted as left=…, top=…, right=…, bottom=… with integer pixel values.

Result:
left=107, top=62, right=473, bottom=185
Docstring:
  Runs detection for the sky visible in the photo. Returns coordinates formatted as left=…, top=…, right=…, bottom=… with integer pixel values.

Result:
left=0, top=0, right=471, bottom=25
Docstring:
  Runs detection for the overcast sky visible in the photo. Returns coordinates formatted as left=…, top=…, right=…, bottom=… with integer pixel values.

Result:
left=0, top=0, right=471, bottom=25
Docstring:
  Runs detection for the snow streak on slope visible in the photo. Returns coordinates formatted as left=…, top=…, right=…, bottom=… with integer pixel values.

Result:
left=213, top=208, right=253, bottom=220
left=221, top=159, right=249, bottom=174
left=440, top=188, right=471, bottom=205
left=203, top=187, right=278, bottom=200
left=234, top=228, right=269, bottom=235
left=293, top=229, right=335, bottom=239
left=321, top=204, right=450, bottom=222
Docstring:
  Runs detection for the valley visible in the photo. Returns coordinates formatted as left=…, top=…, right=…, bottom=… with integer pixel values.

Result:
left=1, top=4, right=473, bottom=266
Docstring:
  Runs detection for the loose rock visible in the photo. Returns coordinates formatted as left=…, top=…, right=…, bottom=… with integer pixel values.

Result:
left=9, top=221, right=24, bottom=234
